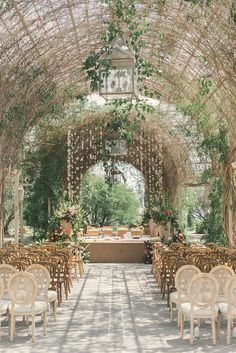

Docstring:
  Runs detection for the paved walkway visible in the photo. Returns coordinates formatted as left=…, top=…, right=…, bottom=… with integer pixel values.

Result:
left=1, top=264, right=236, bottom=353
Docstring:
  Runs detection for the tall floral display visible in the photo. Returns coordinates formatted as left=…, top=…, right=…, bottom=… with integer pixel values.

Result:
left=47, top=201, right=83, bottom=242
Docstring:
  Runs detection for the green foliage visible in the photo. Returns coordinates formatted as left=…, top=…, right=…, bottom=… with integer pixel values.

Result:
left=22, top=97, right=86, bottom=237
left=95, top=99, right=154, bottom=184
left=82, top=0, right=159, bottom=94
left=0, top=0, right=12, bottom=11
left=197, top=123, right=229, bottom=164
left=200, top=177, right=226, bottom=246
left=230, top=2, right=236, bottom=25
left=79, top=241, right=90, bottom=263
left=103, top=99, right=155, bottom=139
left=80, top=174, right=140, bottom=226
left=0, top=64, right=58, bottom=156
left=23, top=129, right=67, bottom=236
left=179, top=74, right=229, bottom=166
left=144, top=193, right=180, bottom=234
left=178, top=187, right=207, bottom=231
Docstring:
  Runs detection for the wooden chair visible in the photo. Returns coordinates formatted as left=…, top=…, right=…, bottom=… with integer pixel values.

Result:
left=9, top=260, right=28, bottom=271
left=8, top=272, right=47, bottom=342
left=180, top=273, right=219, bottom=345
left=0, top=264, right=17, bottom=300
left=38, top=260, right=61, bottom=305
left=169, top=265, right=201, bottom=325
left=0, top=278, right=8, bottom=340
left=118, top=226, right=129, bottom=236
left=101, top=226, right=113, bottom=237
left=86, top=227, right=100, bottom=237
left=210, top=265, right=235, bottom=302
left=26, top=264, right=57, bottom=321
left=218, top=275, right=236, bottom=344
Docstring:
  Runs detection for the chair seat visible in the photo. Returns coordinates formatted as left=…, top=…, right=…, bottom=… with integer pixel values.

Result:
left=217, top=302, right=236, bottom=316
left=9, top=301, right=47, bottom=315
left=3, top=293, right=11, bottom=300
left=47, top=290, right=57, bottom=302
left=181, top=302, right=218, bottom=316
left=170, top=291, right=188, bottom=304
left=1, top=300, right=9, bottom=313
left=38, top=290, right=57, bottom=302
left=216, top=295, right=226, bottom=303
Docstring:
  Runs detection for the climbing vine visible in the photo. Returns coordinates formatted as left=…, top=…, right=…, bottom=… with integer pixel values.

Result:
left=82, top=0, right=160, bottom=185
left=178, top=72, right=230, bottom=245
left=82, top=0, right=161, bottom=99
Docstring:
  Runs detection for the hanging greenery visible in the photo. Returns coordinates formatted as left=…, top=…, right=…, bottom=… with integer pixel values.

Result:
left=200, top=177, right=226, bottom=246
left=82, top=0, right=160, bottom=188
left=178, top=71, right=230, bottom=245
left=82, top=0, right=161, bottom=99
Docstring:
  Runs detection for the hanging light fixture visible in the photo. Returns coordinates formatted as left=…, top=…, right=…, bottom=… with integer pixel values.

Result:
left=99, top=38, right=138, bottom=100
left=109, top=165, right=126, bottom=184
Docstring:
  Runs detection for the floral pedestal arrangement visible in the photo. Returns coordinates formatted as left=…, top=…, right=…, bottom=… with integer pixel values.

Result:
left=60, top=219, right=73, bottom=237
left=48, top=202, right=83, bottom=243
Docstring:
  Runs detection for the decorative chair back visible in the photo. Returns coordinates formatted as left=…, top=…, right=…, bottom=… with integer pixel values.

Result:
left=26, top=264, right=51, bottom=298
left=9, top=260, right=28, bottom=271
left=224, top=275, right=236, bottom=306
left=188, top=273, right=219, bottom=308
left=0, top=278, right=4, bottom=300
left=8, top=272, right=37, bottom=306
left=210, top=265, right=235, bottom=296
left=175, top=265, right=201, bottom=296
left=0, top=264, right=17, bottom=296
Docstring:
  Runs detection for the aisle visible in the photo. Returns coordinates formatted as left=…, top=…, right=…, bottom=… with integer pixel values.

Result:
left=1, top=264, right=236, bottom=353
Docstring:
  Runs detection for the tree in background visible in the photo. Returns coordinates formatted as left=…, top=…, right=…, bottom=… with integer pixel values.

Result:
left=23, top=122, right=68, bottom=237
left=80, top=174, right=141, bottom=226
left=178, top=186, right=207, bottom=232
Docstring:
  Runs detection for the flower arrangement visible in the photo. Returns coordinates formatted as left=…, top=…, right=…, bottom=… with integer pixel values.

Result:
left=47, top=200, right=83, bottom=242
left=152, top=207, right=177, bottom=224
left=55, top=205, right=78, bottom=223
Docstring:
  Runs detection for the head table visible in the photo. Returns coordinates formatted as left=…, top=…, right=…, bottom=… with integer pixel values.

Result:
left=82, top=237, right=151, bottom=263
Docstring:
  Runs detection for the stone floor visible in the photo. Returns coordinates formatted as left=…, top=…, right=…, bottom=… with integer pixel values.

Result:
left=1, top=263, right=236, bottom=353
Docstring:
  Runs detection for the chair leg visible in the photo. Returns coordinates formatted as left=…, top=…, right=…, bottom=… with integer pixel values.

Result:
left=32, top=316, right=35, bottom=342
left=78, top=261, right=84, bottom=277
left=227, top=317, right=231, bottom=345
left=43, top=310, right=47, bottom=336
left=8, top=312, right=11, bottom=336
left=190, top=317, right=194, bottom=345
left=53, top=300, right=57, bottom=321
left=177, top=306, right=181, bottom=328
left=170, top=301, right=173, bottom=321
left=217, top=315, right=221, bottom=338
left=212, top=317, right=216, bottom=345
left=10, top=314, right=14, bottom=342
left=180, top=313, right=184, bottom=338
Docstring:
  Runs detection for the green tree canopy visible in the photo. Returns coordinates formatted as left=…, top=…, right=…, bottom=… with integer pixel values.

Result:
left=80, top=174, right=141, bottom=226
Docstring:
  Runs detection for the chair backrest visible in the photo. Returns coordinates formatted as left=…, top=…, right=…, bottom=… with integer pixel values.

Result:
left=224, top=275, right=236, bottom=306
left=0, top=264, right=17, bottom=296
left=175, top=265, right=201, bottom=296
left=0, top=278, right=4, bottom=300
left=188, top=273, right=219, bottom=308
left=26, top=264, right=50, bottom=298
left=102, top=226, right=113, bottom=236
left=8, top=272, right=37, bottom=305
left=9, top=260, right=28, bottom=271
left=210, top=265, right=235, bottom=295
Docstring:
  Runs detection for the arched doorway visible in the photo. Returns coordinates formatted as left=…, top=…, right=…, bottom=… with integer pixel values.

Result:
left=79, top=161, right=146, bottom=227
